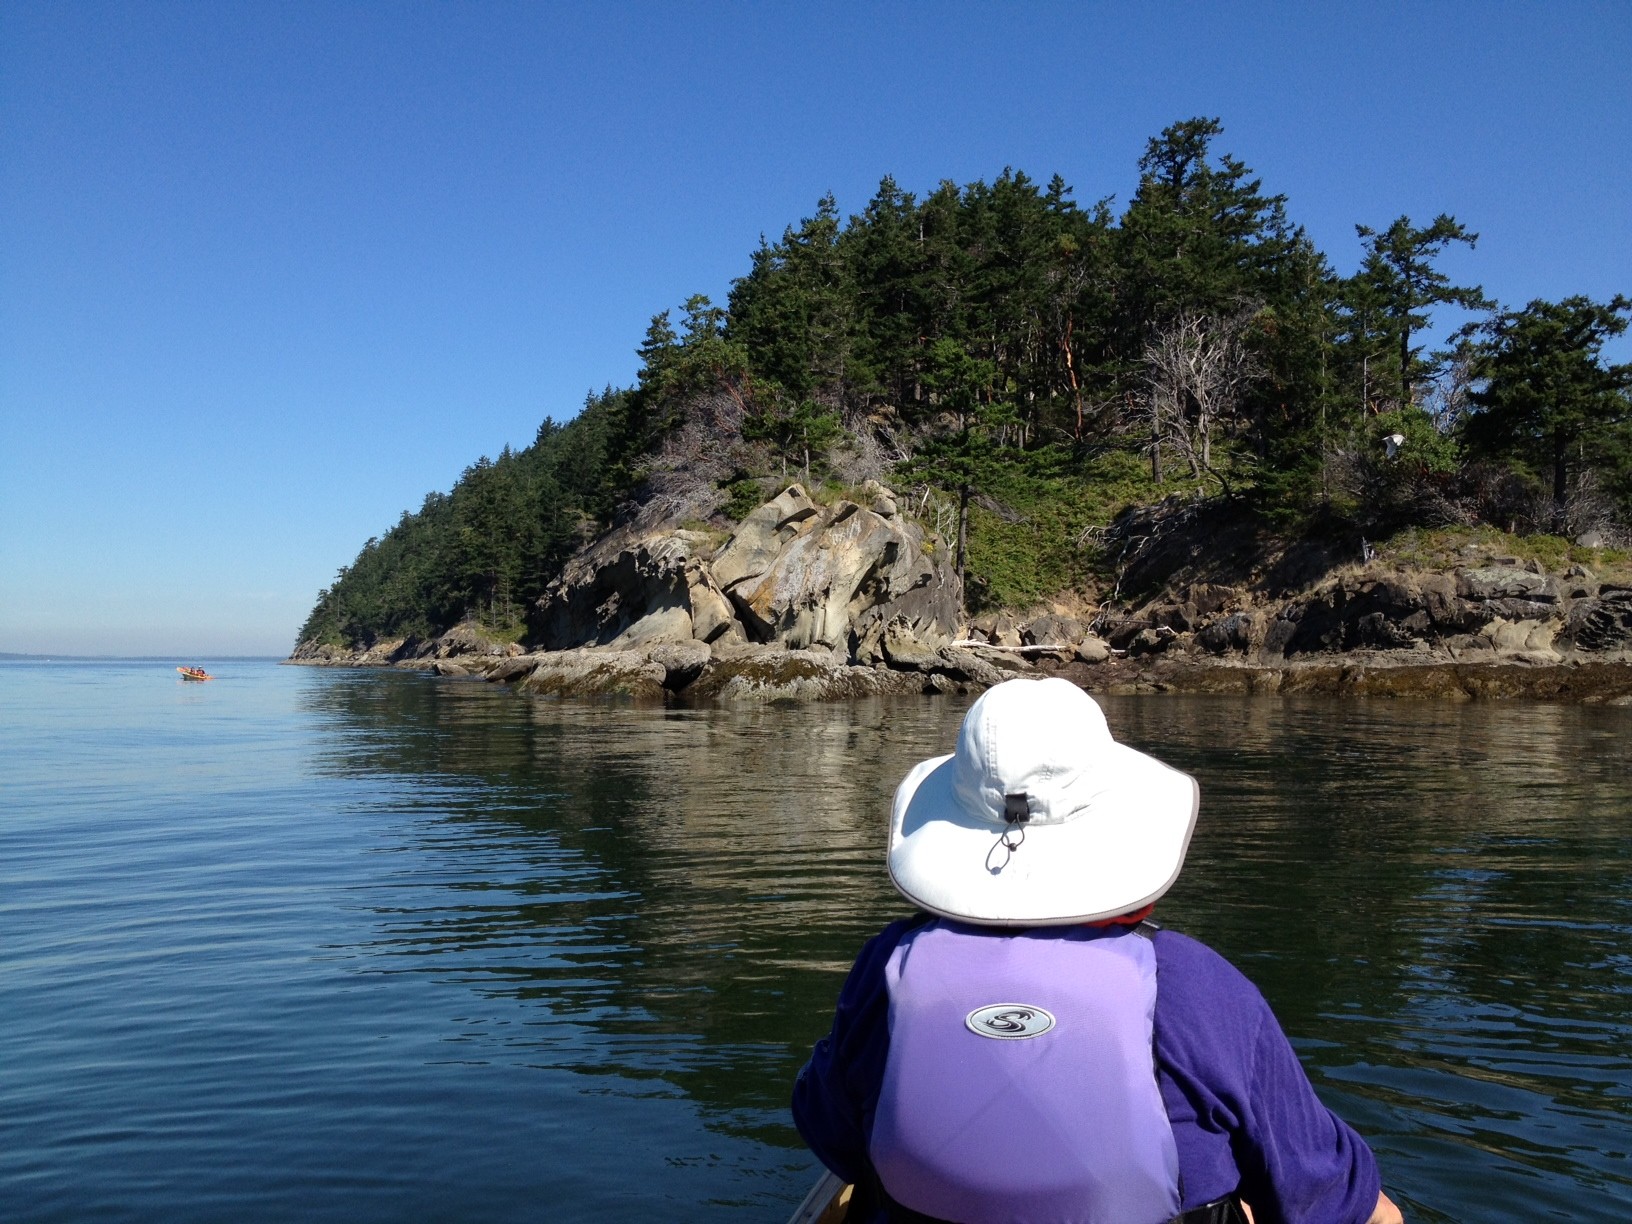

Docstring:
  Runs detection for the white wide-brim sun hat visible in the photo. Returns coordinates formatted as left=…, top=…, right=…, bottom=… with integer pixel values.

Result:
left=887, top=677, right=1199, bottom=926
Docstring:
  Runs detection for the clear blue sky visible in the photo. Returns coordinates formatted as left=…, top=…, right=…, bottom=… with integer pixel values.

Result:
left=3, top=2, right=1628, bottom=656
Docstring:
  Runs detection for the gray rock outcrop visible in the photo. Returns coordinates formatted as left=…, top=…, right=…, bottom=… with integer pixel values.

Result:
left=1098, top=563, right=1632, bottom=670
left=525, top=482, right=961, bottom=666
left=1565, top=587, right=1632, bottom=653
left=528, top=530, right=724, bottom=650
left=293, top=481, right=972, bottom=703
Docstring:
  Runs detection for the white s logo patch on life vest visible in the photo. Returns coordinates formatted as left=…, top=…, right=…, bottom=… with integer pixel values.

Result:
left=965, top=1003, right=1056, bottom=1040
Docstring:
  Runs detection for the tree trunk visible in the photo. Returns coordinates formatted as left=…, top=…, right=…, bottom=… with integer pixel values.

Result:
left=956, top=482, right=970, bottom=589
left=1062, top=318, right=1083, bottom=439
left=1553, top=430, right=1568, bottom=507
left=1399, top=324, right=1412, bottom=407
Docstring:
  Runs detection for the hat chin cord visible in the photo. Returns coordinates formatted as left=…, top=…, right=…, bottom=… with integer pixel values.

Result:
left=985, top=793, right=1030, bottom=874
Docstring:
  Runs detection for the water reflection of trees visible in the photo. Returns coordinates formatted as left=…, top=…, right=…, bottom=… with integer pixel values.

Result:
left=1110, top=695, right=1632, bottom=1163
left=299, top=674, right=1632, bottom=1183
left=299, top=672, right=964, bottom=1141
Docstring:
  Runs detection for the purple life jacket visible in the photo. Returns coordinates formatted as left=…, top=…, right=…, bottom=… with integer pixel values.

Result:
left=868, top=920, right=1182, bottom=1224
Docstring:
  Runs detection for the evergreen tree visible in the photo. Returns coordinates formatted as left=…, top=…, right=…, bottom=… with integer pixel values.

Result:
left=727, top=195, right=852, bottom=401
left=1462, top=295, right=1632, bottom=512
left=908, top=339, right=1013, bottom=592
left=1331, top=262, right=1397, bottom=415
left=915, top=181, right=980, bottom=361
left=1118, top=118, right=1297, bottom=329
left=1350, top=215, right=1491, bottom=411
left=843, top=176, right=928, bottom=407
left=743, top=397, right=843, bottom=484
left=671, top=294, right=753, bottom=402
left=1115, top=118, right=1325, bottom=500
left=636, top=311, right=680, bottom=389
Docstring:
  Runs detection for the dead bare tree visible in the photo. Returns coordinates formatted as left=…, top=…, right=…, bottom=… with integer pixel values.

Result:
left=1422, top=348, right=1474, bottom=435
left=1136, top=310, right=1263, bottom=494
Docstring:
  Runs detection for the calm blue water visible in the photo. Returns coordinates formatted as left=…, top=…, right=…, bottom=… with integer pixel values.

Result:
left=2, top=660, right=1629, bottom=1221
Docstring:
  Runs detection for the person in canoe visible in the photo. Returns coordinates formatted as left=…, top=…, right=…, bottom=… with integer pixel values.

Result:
left=792, top=677, right=1404, bottom=1224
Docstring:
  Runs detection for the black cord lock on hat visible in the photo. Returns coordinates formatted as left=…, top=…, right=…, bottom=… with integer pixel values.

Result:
left=1003, top=793, right=1031, bottom=828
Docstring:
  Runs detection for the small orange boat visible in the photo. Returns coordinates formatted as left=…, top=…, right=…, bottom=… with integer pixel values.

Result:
left=177, top=666, right=213, bottom=682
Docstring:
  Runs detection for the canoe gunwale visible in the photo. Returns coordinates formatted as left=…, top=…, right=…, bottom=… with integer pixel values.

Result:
left=787, top=1168, right=851, bottom=1224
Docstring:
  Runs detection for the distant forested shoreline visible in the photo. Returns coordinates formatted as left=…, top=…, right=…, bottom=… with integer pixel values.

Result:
left=300, top=117, right=1630, bottom=651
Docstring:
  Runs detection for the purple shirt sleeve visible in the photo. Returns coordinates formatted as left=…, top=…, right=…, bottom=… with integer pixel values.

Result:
left=791, top=918, right=918, bottom=1185
left=1152, top=929, right=1383, bottom=1224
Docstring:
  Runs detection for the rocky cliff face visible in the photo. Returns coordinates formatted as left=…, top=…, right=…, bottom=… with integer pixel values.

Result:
left=525, top=481, right=962, bottom=663
left=291, top=480, right=987, bottom=702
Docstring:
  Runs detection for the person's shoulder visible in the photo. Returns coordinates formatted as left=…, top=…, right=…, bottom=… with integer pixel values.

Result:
left=851, top=912, right=935, bottom=970
left=1150, top=927, right=1268, bottom=1006
left=876, top=911, right=936, bottom=946
left=1149, top=926, right=1278, bottom=1064
left=1149, top=925, right=1239, bottom=966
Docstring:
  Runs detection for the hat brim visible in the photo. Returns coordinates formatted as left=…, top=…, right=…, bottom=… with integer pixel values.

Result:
left=886, top=745, right=1199, bottom=926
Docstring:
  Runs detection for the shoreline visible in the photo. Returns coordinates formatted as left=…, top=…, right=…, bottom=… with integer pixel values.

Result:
left=286, top=641, right=1632, bottom=706
left=291, top=482, right=1632, bottom=708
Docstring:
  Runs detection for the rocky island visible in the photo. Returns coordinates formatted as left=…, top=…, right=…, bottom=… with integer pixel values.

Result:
left=291, top=125, right=1632, bottom=704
